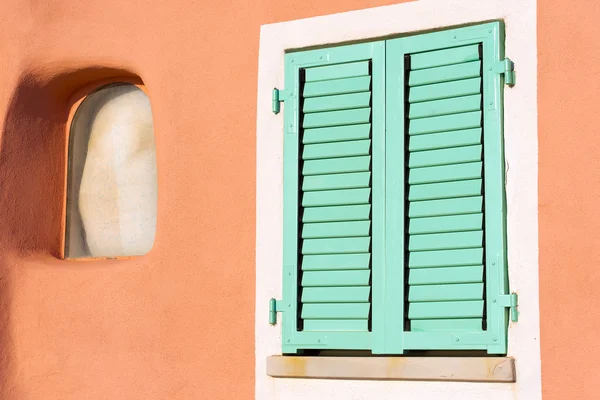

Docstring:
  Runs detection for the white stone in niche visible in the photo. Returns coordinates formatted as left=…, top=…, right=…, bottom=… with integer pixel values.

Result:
left=65, top=84, right=157, bottom=258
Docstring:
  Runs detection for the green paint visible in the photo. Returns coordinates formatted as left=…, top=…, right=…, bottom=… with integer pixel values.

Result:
left=408, top=128, right=482, bottom=151
left=408, top=110, right=482, bottom=135
left=408, top=265, right=484, bottom=285
left=302, top=221, right=371, bottom=239
left=303, top=124, right=371, bottom=144
left=305, top=60, right=370, bottom=82
left=408, top=196, right=483, bottom=218
left=304, top=92, right=371, bottom=113
left=409, top=60, right=481, bottom=86
left=303, top=76, right=371, bottom=98
left=409, top=77, right=481, bottom=103
left=409, top=94, right=482, bottom=119
left=409, top=162, right=483, bottom=185
left=279, top=21, right=511, bottom=355
left=410, top=44, right=480, bottom=70
left=408, top=213, right=483, bottom=234
left=408, top=145, right=483, bottom=168
left=303, top=107, right=371, bottom=129
left=303, top=155, right=371, bottom=176
left=302, top=171, right=371, bottom=191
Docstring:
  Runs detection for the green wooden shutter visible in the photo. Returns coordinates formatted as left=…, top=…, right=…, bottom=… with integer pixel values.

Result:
left=279, top=21, right=510, bottom=355
left=281, top=41, right=398, bottom=354
left=387, top=21, right=510, bottom=354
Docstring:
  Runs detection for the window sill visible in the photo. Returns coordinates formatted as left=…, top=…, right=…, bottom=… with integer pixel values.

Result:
left=267, top=356, right=515, bottom=383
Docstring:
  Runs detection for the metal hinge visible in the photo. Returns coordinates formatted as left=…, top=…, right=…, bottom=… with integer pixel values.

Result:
left=492, top=58, right=516, bottom=86
left=272, top=88, right=291, bottom=114
left=497, top=293, right=519, bottom=322
left=269, top=298, right=285, bottom=325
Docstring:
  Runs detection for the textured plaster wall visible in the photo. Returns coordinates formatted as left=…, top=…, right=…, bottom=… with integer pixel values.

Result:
left=256, top=0, right=540, bottom=399
left=538, top=1, right=600, bottom=399
left=0, top=0, right=399, bottom=399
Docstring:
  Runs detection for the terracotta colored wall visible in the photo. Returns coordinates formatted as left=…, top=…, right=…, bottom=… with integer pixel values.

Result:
left=0, top=0, right=400, bottom=399
left=539, top=1, right=600, bottom=399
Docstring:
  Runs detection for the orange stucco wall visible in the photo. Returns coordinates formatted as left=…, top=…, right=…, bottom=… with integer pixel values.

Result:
left=538, top=1, right=600, bottom=399
left=4, top=0, right=599, bottom=398
left=0, top=1, right=400, bottom=399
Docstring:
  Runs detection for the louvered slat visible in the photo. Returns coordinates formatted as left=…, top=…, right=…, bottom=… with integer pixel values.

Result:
left=303, top=124, right=371, bottom=144
left=303, top=221, right=371, bottom=239
left=410, top=44, right=480, bottom=70
left=409, top=145, right=482, bottom=168
left=302, top=204, right=371, bottom=223
left=409, top=162, right=483, bottom=185
left=408, top=301, right=484, bottom=320
left=408, top=265, right=484, bottom=285
left=408, top=179, right=483, bottom=201
left=302, top=171, right=371, bottom=191
left=409, top=60, right=481, bottom=86
left=408, top=111, right=482, bottom=135
left=302, top=188, right=371, bottom=207
left=303, top=319, right=368, bottom=331
left=303, top=76, right=371, bottom=98
left=406, top=45, right=485, bottom=332
left=408, top=230, right=484, bottom=252
left=302, top=286, right=371, bottom=303
left=302, top=237, right=371, bottom=254
left=303, top=139, right=371, bottom=160
left=304, top=61, right=370, bottom=82
left=299, top=61, right=373, bottom=333
left=302, top=270, right=371, bottom=287
left=408, top=283, right=484, bottom=302
left=303, top=155, right=371, bottom=176
left=408, top=128, right=482, bottom=151
left=408, top=196, right=483, bottom=218
left=303, top=92, right=371, bottom=113
left=409, top=95, right=482, bottom=119
left=408, top=248, right=484, bottom=268
left=409, top=77, right=481, bottom=103
left=303, top=108, right=371, bottom=129
left=411, top=319, right=482, bottom=332
left=302, top=303, right=371, bottom=319
left=409, top=213, right=483, bottom=234
left=302, top=253, right=371, bottom=271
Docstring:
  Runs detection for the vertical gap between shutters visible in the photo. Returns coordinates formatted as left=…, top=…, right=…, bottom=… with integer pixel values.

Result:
left=478, top=43, right=488, bottom=331
left=297, top=68, right=306, bottom=332
left=403, top=54, right=412, bottom=332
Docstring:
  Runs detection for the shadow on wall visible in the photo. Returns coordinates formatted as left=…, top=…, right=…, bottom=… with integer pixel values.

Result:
left=0, top=67, right=140, bottom=257
left=0, top=66, right=139, bottom=394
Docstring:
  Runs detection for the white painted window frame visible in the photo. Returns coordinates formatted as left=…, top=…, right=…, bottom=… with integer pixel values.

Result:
left=256, top=1, right=539, bottom=399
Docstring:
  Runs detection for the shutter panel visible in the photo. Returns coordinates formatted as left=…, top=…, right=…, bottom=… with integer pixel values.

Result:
left=300, top=59, right=373, bottom=333
left=281, top=41, right=398, bottom=354
left=406, top=44, right=486, bottom=333
left=279, top=21, right=509, bottom=355
left=387, top=21, right=510, bottom=354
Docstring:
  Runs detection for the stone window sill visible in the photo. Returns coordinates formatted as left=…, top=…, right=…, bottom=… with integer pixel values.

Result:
left=267, top=356, right=515, bottom=382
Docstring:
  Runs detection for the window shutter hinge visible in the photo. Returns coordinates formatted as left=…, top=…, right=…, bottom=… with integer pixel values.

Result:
left=269, top=298, right=285, bottom=325
left=272, top=88, right=290, bottom=114
left=492, top=58, right=516, bottom=86
left=497, top=293, right=519, bottom=322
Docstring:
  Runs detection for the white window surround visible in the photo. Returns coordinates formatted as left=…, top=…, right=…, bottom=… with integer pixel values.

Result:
left=256, top=1, right=539, bottom=399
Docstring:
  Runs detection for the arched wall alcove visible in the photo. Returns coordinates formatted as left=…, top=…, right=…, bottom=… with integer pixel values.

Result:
left=0, top=67, right=143, bottom=258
